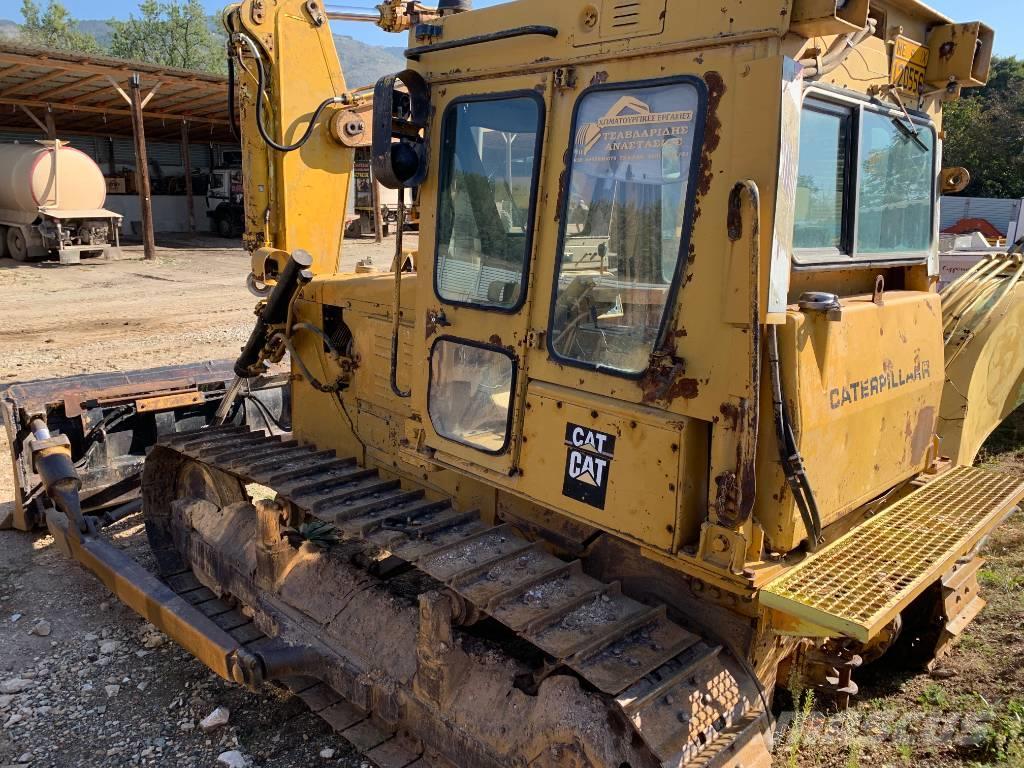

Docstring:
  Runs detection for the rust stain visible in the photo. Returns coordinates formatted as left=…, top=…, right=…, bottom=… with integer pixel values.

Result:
left=425, top=309, right=440, bottom=339
left=940, top=41, right=957, bottom=61
left=910, top=406, right=936, bottom=464
left=719, top=402, right=740, bottom=430
left=639, top=352, right=700, bottom=404
left=488, top=334, right=503, bottom=346
left=554, top=146, right=572, bottom=223
left=590, top=71, right=609, bottom=86
left=696, top=71, right=726, bottom=199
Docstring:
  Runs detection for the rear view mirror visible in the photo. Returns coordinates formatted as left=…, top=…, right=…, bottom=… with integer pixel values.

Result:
left=372, top=69, right=429, bottom=189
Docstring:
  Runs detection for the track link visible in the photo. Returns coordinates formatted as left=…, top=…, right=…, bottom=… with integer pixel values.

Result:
left=157, top=427, right=769, bottom=767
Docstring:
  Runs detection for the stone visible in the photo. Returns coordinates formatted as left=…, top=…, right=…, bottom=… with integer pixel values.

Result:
left=104, top=685, right=120, bottom=698
left=28, top=621, right=50, bottom=637
left=200, top=706, right=230, bottom=732
left=0, top=679, right=33, bottom=694
left=99, top=640, right=121, bottom=655
left=17, top=751, right=32, bottom=763
left=9, top=613, right=21, bottom=623
left=142, top=633, right=165, bottom=650
left=216, top=750, right=251, bottom=768
left=320, top=748, right=336, bottom=759
left=4, top=713, right=23, bottom=728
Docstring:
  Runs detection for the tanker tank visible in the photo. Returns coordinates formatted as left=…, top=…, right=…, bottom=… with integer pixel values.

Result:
left=0, top=141, right=122, bottom=264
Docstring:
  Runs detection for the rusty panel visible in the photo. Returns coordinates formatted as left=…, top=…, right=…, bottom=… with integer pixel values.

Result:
left=755, top=292, right=945, bottom=551
left=518, top=383, right=683, bottom=552
left=136, top=391, right=205, bottom=413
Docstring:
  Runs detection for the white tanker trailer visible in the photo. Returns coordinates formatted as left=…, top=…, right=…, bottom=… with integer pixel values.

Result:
left=0, top=140, right=122, bottom=264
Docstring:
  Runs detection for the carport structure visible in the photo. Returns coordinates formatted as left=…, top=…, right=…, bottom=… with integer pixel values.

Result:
left=0, top=40, right=234, bottom=258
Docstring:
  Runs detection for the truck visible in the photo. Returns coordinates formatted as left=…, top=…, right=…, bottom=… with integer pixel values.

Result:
left=6, top=1, right=1024, bottom=766
left=0, top=141, right=122, bottom=264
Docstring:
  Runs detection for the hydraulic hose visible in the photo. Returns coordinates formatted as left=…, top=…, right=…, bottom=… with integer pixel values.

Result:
left=799, top=18, right=877, bottom=80
left=235, top=33, right=346, bottom=153
left=767, top=325, right=823, bottom=545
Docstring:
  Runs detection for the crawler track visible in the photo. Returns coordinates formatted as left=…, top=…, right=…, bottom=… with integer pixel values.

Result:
left=147, top=426, right=771, bottom=768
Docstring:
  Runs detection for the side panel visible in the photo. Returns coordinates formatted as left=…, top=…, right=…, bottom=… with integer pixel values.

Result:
left=756, top=292, right=945, bottom=551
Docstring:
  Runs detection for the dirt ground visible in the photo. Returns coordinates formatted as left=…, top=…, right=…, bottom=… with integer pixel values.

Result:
left=1, top=235, right=1023, bottom=768
left=0, top=236, right=404, bottom=768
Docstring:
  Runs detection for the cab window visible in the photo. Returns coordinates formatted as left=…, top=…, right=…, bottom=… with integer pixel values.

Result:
left=548, top=79, right=704, bottom=375
left=794, top=95, right=936, bottom=263
left=434, top=94, right=544, bottom=311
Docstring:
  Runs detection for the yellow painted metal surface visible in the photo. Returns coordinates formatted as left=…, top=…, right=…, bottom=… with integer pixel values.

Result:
left=761, top=465, right=1024, bottom=642
left=756, top=292, right=945, bottom=551
left=939, top=256, right=1024, bottom=464
left=225, top=0, right=1009, bottom=644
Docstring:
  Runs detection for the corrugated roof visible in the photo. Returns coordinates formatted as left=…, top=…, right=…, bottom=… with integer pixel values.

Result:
left=0, top=40, right=233, bottom=143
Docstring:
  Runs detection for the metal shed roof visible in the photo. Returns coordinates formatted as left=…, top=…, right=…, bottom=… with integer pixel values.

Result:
left=0, top=40, right=233, bottom=143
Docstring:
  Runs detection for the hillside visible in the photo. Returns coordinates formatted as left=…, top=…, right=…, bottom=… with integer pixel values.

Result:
left=0, top=18, right=406, bottom=85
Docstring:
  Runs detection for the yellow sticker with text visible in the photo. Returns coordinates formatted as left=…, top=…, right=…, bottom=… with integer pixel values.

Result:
left=891, top=36, right=930, bottom=93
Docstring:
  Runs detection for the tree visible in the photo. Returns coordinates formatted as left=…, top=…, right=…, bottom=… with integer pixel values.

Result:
left=19, top=0, right=102, bottom=53
left=109, top=0, right=226, bottom=75
left=943, top=57, right=1024, bottom=199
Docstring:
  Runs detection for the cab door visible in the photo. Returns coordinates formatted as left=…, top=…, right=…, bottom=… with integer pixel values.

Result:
left=412, top=74, right=552, bottom=475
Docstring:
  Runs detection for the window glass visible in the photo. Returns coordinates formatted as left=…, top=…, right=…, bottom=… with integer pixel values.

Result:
left=550, top=82, right=702, bottom=374
left=856, top=111, right=934, bottom=255
left=435, top=96, right=542, bottom=310
left=794, top=108, right=849, bottom=250
left=429, top=340, right=514, bottom=453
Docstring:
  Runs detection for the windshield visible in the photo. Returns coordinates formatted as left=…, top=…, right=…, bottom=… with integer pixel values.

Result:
left=434, top=94, right=544, bottom=311
left=549, top=80, right=703, bottom=374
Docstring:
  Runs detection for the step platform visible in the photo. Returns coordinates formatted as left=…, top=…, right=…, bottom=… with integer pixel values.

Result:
left=761, top=465, right=1024, bottom=642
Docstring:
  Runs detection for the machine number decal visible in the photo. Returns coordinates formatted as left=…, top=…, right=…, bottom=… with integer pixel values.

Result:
left=562, top=424, right=616, bottom=510
left=891, top=36, right=930, bottom=93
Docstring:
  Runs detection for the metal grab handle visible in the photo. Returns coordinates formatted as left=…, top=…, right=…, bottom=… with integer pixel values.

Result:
left=720, top=180, right=761, bottom=528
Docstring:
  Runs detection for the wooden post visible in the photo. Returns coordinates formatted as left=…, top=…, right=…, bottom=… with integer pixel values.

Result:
left=181, top=120, right=195, bottom=233
left=129, top=73, right=156, bottom=260
left=44, top=108, right=56, bottom=140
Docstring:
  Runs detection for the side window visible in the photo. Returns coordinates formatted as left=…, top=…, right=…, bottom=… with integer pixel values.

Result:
left=857, top=111, right=935, bottom=255
left=794, top=104, right=852, bottom=252
left=794, top=95, right=936, bottom=264
left=549, top=80, right=705, bottom=375
left=435, top=95, right=544, bottom=311
left=428, top=339, right=515, bottom=454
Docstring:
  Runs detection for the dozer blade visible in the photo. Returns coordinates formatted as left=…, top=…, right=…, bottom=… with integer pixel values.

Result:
left=0, top=360, right=288, bottom=531
left=761, top=465, right=1024, bottom=642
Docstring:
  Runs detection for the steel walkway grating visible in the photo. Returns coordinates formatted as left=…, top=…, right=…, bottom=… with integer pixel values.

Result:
left=761, top=466, right=1024, bottom=642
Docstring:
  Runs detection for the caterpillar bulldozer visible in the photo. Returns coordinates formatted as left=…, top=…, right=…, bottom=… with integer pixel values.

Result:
left=6, top=0, right=1024, bottom=766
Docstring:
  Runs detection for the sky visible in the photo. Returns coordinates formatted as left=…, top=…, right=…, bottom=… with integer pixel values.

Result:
left=9, top=0, right=1024, bottom=55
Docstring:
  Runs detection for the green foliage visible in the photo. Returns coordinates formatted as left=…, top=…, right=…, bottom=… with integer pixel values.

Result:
left=918, top=683, right=950, bottom=709
left=944, top=57, right=1024, bottom=199
left=977, top=698, right=1024, bottom=763
left=19, top=0, right=102, bottom=53
left=282, top=519, right=340, bottom=550
left=108, top=0, right=226, bottom=74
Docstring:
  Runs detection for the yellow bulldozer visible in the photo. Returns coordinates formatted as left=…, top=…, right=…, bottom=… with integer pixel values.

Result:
left=5, top=0, right=1024, bottom=765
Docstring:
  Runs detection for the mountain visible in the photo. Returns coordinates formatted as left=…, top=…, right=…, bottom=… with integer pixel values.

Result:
left=332, top=34, right=406, bottom=88
left=0, top=18, right=406, bottom=85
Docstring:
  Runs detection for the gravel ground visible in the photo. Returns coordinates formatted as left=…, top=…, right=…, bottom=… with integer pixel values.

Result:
left=0, top=236, right=407, bottom=768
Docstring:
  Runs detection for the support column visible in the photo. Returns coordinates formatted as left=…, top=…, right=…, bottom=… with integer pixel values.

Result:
left=181, top=120, right=195, bottom=234
left=128, top=73, right=156, bottom=261
left=44, top=108, right=56, bottom=140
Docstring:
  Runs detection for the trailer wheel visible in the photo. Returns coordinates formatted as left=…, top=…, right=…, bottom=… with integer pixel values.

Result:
left=6, top=226, right=29, bottom=262
left=0, top=226, right=7, bottom=259
left=216, top=217, right=233, bottom=238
